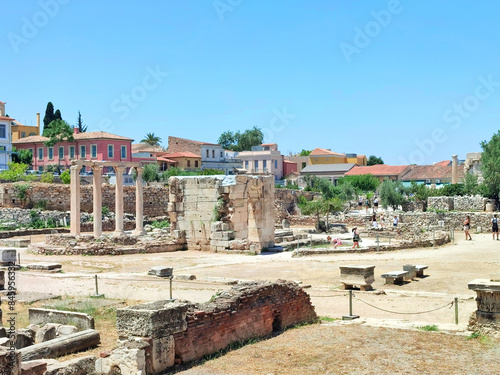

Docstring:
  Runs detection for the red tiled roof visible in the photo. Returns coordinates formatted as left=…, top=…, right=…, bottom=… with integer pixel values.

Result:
left=0, top=116, right=14, bottom=121
left=401, top=165, right=464, bottom=180
left=434, top=160, right=451, bottom=167
left=345, top=165, right=409, bottom=176
left=157, top=157, right=178, bottom=163
left=171, top=136, right=218, bottom=146
left=161, top=152, right=200, bottom=159
left=132, top=143, right=165, bottom=153
left=310, top=148, right=345, bottom=157
left=13, top=131, right=133, bottom=144
left=261, top=143, right=277, bottom=146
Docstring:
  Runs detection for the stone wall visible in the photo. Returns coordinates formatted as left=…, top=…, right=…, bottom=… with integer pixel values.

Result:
left=104, top=280, right=316, bottom=374
left=274, top=189, right=320, bottom=224
left=168, top=175, right=275, bottom=252
left=427, top=195, right=486, bottom=211
left=166, top=136, right=202, bottom=156
left=0, top=183, right=169, bottom=217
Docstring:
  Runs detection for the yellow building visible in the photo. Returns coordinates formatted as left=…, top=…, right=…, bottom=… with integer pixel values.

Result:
left=308, top=148, right=367, bottom=166
left=160, top=151, right=201, bottom=171
left=11, top=120, right=39, bottom=141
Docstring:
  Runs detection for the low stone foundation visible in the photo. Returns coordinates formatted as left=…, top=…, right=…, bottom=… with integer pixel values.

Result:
left=97, top=280, right=317, bottom=374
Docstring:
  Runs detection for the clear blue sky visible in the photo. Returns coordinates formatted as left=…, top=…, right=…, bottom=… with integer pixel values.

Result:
left=2, top=0, right=500, bottom=165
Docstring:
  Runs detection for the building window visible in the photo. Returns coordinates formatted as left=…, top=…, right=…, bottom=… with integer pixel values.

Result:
left=28, top=148, right=33, bottom=158
left=254, top=160, right=258, bottom=171
left=274, top=159, right=278, bottom=169
left=48, top=147, right=54, bottom=160
left=263, top=160, right=267, bottom=170
left=80, top=145, right=86, bottom=158
left=220, top=151, right=223, bottom=157
left=38, top=148, right=43, bottom=161
left=302, top=162, right=306, bottom=168
left=245, top=160, right=248, bottom=169
left=91, top=145, right=97, bottom=158
left=58, top=146, right=64, bottom=160
left=0, top=146, right=5, bottom=151
left=69, top=146, right=75, bottom=159
left=0, top=125, right=5, bottom=139
left=29, top=133, right=36, bottom=136
left=21, top=132, right=26, bottom=138
left=187, top=160, right=191, bottom=168
left=206, top=149, right=209, bottom=158
left=212, top=150, right=215, bottom=158
left=108, top=145, right=113, bottom=158
left=195, top=160, right=199, bottom=168
left=121, top=145, right=126, bottom=159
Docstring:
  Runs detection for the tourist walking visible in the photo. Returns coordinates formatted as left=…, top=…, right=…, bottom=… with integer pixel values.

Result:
left=351, top=227, right=360, bottom=249
left=492, top=214, right=499, bottom=240
left=380, top=213, right=385, bottom=230
left=358, top=197, right=363, bottom=211
left=371, top=213, right=378, bottom=229
left=365, top=198, right=370, bottom=212
left=464, top=215, right=472, bottom=240
left=393, top=215, right=398, bottom=229
left=373, top=197, right=379, bottom=212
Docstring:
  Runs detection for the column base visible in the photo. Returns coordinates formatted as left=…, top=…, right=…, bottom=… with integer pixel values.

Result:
left=132, top=229, right=146, bottom=236
left=113, top=230, right=125, bottom=238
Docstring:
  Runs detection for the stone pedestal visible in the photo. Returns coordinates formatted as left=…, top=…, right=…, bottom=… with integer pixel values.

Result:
left=339, top=265, right=375, bottom=291
left=468, top=279, right=500, bottom=327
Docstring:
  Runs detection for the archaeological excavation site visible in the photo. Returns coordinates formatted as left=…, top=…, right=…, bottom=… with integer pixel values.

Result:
left=0, top=158, right=500, bottom=374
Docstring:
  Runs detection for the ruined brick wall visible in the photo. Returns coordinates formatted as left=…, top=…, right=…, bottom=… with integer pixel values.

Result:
left=173, top=280, right=317, bottom=363
left=0, top=183, right=169, bottom=217
left=166, top=136, right=202, bottom=156
left=274, top=189, right=320, bottom=224
left=427, top=195, right=486, bottom=211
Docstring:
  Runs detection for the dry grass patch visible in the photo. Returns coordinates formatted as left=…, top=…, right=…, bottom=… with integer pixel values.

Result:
left=174, top=323, right=500, bottom=375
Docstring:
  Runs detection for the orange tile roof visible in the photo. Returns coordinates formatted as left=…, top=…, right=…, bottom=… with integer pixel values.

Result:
left=401, top=165, right=464, bottom=180
left=434, top=160, right=451, bottom=167
left=170, top=136, right=218, bottom=146
left=345, top=165, right=409, bottom=176
left=261, top=143, right=277, bottom=146
left=161, top=152, right=200, bottom=159
left=157, top=157, right=178, bottom=163
left=310, top=148, right=346, bottom=157
left=0, top=116, right=14, bottom=121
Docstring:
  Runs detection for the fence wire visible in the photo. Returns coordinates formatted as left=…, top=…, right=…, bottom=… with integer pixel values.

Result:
left=353, top=294, right=454, bottom=315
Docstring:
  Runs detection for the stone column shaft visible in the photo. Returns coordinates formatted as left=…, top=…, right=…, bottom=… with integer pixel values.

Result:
left=92, top=166, right=103, bottom=238
left=114, top=167, right=125, bottom=236
left=452, top=155, right=458, bottom=184
left=70, top=165, right=82, bottom=235
left=133, top=167, right=145, bottom=236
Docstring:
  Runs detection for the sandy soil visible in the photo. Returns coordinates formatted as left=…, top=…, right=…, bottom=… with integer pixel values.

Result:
left=14, top=231, right=499, bottom=325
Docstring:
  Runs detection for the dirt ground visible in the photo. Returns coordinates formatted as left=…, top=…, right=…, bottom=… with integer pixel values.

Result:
left=6, top=229, right=500, bottom=373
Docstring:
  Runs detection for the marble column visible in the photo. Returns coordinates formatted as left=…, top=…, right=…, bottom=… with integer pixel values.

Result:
left=114, top=166, right=125, bottom=237
left=452, top=155, right=458, bottom=184
left=133, top=167, right=145, bottom=236
left=70, top=165, right=82, bottom=235
left=92, top=165, right=103, bottom=238
left=468, top=277, right=500, bottom=326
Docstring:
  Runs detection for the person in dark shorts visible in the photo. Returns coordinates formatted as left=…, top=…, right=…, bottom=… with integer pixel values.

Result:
left=373, top=197, right=379, bottom=212
left=464, top=215, right=472, bottom=240
left=492, top=214, right=499, bottom=240
left=358, top=197, right=363, bottom=210
left=351, top=227, right=360, bottom=249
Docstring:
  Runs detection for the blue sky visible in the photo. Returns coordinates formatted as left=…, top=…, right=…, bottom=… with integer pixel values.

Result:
left=2, top=0, right=500, bottom=164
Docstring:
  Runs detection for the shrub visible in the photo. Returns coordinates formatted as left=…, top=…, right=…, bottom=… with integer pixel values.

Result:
left=102, top=206, right=110, bottom=216
left=60, top=170, right=70, bottom=184
left=33, top=199, right=49, bottom=210
left=41, top=172, right=54, bottom=183
left=15, top=184, right=30, bottom=208
left=151, top=220, right=170, bottom=229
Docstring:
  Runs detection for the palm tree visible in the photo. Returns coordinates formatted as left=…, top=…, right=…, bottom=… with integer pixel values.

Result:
left=141, top=133, right=162, bottom=146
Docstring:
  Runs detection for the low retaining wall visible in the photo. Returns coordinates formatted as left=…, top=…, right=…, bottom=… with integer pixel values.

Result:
left=29, top=308, right=95, bottom=331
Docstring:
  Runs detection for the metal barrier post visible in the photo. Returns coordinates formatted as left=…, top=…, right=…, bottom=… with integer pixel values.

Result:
left=342, top=290, right=359, bottom=320
left=455, top=297, right=459, bottom=324
left=376, top=234, right=380, bottom=251
left=91, top=274, right=105, bottom=298
left=170, top=277, right=173, bottom=300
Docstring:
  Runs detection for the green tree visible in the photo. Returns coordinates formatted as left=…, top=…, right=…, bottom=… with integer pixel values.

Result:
left=60, top=170, right=71, bottom=184
left=76, top=111, right=87, bottom=133
left=379, top=179, right=407, bottom=210
left=481, top=130, right=500, bottom=198
left=41, top=172, right=54, bottom=183
left=298, top=198, right=327, bottom=231
left=141, top=163, right=161, bottom=184
left=299, top=149, right=312, bottom=156
left=217, top=126, right=263, bottom=152
left=43, top=120, right=74, bottom=147
left=338, top=174, right=380, bottom=192
left=11, top=147, right=33, bottom=166
left=367, top=155, right=384, bottom=166
left=54, top=109, right=62, bottom=121
left=141, top=133, right=162, bottom=146
left=0, top=162, right=34, bottom=182
left=43, top=102, right=55, bottom=134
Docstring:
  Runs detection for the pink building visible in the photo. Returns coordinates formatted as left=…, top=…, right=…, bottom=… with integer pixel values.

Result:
left=12, top=129, right=134, bottom=173
left=283, top=160, right=298, bottom=177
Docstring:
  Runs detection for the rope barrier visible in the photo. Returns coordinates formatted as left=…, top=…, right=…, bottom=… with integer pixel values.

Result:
left=353, top=295, right=454, bottom=315
left=309, top=294, right=349, bottom=298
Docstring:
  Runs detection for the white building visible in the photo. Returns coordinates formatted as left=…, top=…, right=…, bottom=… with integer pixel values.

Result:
left=238, top=143, right=284, bottom=180
left=0, top=102, right=13, bottom=169
left=201, top=144, right=242, bottom=175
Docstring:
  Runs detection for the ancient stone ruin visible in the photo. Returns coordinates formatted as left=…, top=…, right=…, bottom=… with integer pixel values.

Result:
left=468, top=276, right=500, bottom=334
left=96, top=280, right=317, bottom=374
left=168, top=175, right=275, bottom=253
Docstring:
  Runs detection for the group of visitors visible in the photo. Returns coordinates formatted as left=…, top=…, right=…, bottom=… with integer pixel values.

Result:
left=463, top=214, right=499, bottom=241
left=358, top=197, right=379, bottom=213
